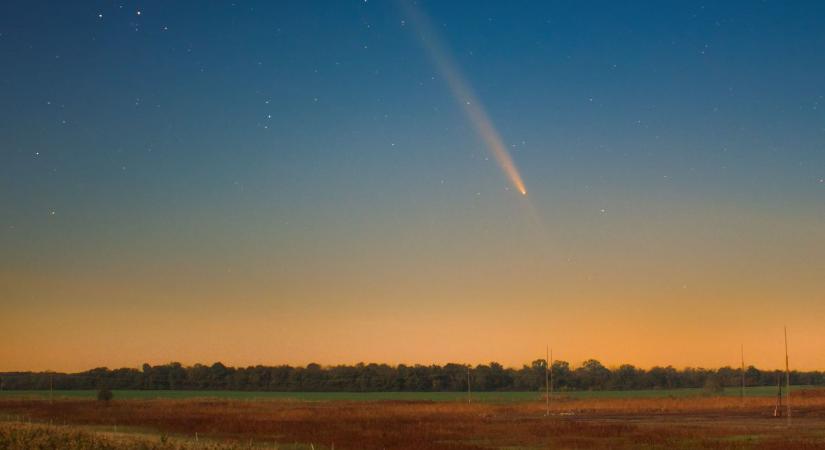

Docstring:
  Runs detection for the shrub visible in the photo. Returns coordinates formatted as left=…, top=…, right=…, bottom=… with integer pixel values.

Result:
left=702, top=375, right=724, bottom=395
left=97, top=388, right=113, bottom=402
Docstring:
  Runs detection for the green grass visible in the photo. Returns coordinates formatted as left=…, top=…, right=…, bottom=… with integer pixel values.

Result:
left=0, top=385, right=815, bottom=402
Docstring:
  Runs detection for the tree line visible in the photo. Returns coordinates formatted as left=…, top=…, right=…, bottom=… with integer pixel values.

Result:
left=2, top=360, right=823, bottom=392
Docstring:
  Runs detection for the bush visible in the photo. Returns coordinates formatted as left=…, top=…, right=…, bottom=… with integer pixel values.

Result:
left=97, top=388, right=113, bottom=402
left=702, top=375, right=724, bottom=395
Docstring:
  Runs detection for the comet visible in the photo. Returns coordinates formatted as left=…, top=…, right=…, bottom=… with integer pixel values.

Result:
left=402, top=1, right=528, bottom=196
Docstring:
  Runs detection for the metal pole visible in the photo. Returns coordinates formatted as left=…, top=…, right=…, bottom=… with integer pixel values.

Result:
left=785, top=326, right=791, bottom=426
left=467, top=365, right=471, bottom=404
left=776, top=375, right=782, bottom=417
left=545, top=345, right=550, bottom=416
left=550, top=348, right=554, bottom=405
left=740, top=343, right=745, bottom=403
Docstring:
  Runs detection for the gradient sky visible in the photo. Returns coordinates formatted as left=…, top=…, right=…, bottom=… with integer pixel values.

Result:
left=1, top=1, right=824, bottom=372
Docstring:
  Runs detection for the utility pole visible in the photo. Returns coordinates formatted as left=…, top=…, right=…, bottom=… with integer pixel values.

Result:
left=785, top=326, right=791, bottom=426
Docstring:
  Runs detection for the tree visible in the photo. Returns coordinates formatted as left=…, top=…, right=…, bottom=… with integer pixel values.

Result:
left=551, top=360, right=572, bottom=390
left=576, top=360, right=610, bottom=390
left=612, top=364, right=641, bottom=390
left=2, top=360, right=825, bottom=393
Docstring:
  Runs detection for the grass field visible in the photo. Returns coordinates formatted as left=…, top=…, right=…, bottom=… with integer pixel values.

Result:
left=4, top=390, right=825, bottom=449
left=0, top=385, right=809, bottom=401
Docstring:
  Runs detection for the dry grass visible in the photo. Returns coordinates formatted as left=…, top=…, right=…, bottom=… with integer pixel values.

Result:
left=0, top=421, right=243, bottom=450
left=3, top=391, right=825, bottom=449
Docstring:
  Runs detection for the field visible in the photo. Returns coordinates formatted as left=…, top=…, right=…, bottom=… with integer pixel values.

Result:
left=3, top=388, right=825, bottom=449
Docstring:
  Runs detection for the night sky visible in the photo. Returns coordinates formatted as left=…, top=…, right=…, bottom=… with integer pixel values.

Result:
left=2, top=1, right=824, bottom=371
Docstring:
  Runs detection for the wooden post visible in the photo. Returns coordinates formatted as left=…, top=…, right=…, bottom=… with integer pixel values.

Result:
left=785, top=326, right=791, bottom=426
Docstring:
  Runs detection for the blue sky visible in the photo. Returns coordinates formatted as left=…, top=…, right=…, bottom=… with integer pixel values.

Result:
left=1, top=1, right=824, bottom=370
